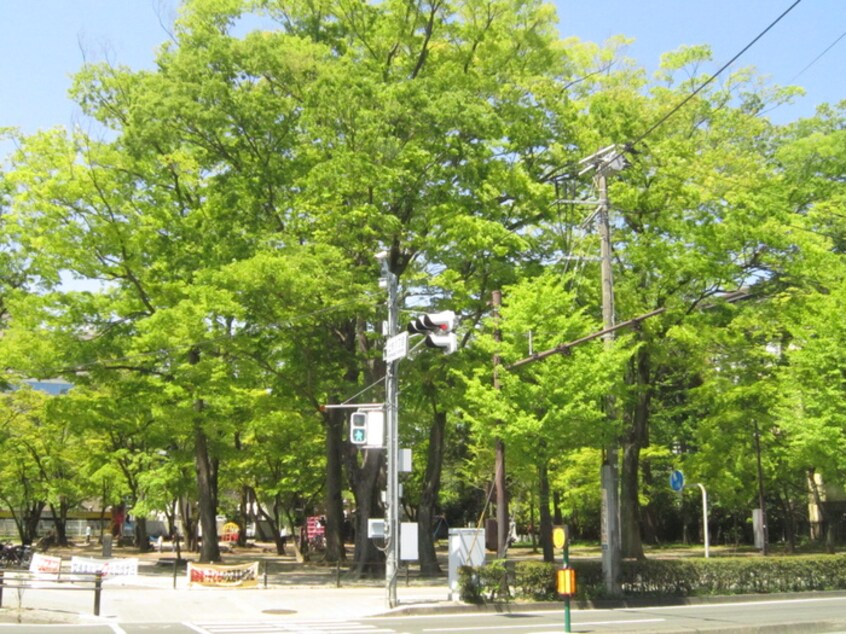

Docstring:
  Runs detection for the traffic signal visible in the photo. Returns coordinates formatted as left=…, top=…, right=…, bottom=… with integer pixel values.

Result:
left=407, top=310, right=455, bottom=334
left=350, top=412, right=368, bottom=445
left=349, top=411, right=385, bottom=447
left=407, top=310, right=458, bottom=354
left=424, top=333, right=458, bottom=354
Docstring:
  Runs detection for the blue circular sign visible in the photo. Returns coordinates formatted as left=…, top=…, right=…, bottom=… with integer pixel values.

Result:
left=669, top=470, right=685, bottom=492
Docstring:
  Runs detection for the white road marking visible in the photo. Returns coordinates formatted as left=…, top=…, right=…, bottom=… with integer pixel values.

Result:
left=188, top=621, right=395, bottom=634
left=421, top=618, right=666, bottom=632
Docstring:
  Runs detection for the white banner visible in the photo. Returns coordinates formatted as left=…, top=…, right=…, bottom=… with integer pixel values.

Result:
left=29, top=553, right=61, bottom=575
left=70, top=556, right=138, bottom=577
left=187, top=561, right=259, bottom=587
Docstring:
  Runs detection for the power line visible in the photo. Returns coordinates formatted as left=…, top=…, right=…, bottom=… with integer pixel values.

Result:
left=547, top=1, right=805, bottom=232
left=788, top=29, right=846, bottom=84
left=624, top=0, right=804, bottom=154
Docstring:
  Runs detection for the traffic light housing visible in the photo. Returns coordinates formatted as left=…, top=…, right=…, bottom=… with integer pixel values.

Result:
left=349, top=410, right=385, bottom=448
left=350, top=412, right=368, bottom=445
left=407, top=310, right=457, bottom=354
left=407, top=310, right=455, bottom=334
left=424, top=333, right=458, bottom=354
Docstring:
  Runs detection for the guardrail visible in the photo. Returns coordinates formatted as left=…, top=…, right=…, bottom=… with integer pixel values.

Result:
left=0, top=570, right=104, bottom=616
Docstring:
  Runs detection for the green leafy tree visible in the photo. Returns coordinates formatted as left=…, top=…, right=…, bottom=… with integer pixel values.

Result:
left=460, top=270, right=631, bottom=561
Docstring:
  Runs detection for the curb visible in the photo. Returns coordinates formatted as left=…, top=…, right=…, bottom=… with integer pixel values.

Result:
left=375, top=589, right=846, bottom=617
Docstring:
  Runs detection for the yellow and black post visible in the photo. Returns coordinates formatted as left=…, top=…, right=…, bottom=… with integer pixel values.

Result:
left=554, top=526, right=575, bottom=632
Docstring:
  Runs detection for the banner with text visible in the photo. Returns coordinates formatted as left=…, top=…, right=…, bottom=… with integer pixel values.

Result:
left=29, top=553, right=62, bottom=575
left=187, top=561, right=259, bottom=587
left=70, top=556, right=139, bottom=577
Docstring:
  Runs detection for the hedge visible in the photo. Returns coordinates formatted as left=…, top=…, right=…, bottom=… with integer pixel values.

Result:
left=457, top=555, right=846, bottom=603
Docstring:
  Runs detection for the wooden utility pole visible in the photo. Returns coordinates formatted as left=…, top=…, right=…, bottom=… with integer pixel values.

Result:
left=596, top=166, right=622, bottom=595
left=753, top=419, right=769, bottom=555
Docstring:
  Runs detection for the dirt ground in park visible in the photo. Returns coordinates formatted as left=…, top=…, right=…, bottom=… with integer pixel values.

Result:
left=35, top=538, right=563, bottom=584
left=34, top=539, right=453, bottom=585
left=34, top=538, right=766, bottom=581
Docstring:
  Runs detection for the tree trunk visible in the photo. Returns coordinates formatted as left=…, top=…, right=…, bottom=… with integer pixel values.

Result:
left=529, top=489, right=538, bottom=553
left=621, top=342, right=649, bottom=560
left=165, top=499, right=177, bottom=540
left=538, top=461, right=553, bottom=563
left=826, top=510, right=837, bottom=554
left=553, top=491, right=563, bottom=526
left=807, top=468, right=834, bottom=552
left=135, top=516, right=151, bottom=552
left=195, top=421, right=221, bottom=562
left=348, top=446, right=384, bottom=577
left=237, top=486, right=249, bottom=547
left=18, top=500, right=44, bottom=545
left=418, top=410, right=446, bottom=575
left=246, top=487, right=286, bottom=554
left=49, top=500, right=69, bottom=547
left=323, top=408, right=346, bottom=563
left=495, top=438, right=509, bottom=558
left=179, top=496, right=198, bottom=552
left=186, top=348, right=221, bottom=563
left=640, top=462, right=659, bottom=545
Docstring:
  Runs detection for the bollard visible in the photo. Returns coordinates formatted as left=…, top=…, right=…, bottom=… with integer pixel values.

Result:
left=173, top=558, right=178, bottom=590
left=335, top=559, right=341, bottom=588
left=93, top=571, right=103, bottom=617
left=0, top=569, right=4, bottom=608
left=263, top=563, right=268, bottom=589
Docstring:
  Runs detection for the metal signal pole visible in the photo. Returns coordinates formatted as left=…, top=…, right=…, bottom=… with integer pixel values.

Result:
left=492, top=290, right=509, bottom=558
left=378, top=252, right=400, bottom=608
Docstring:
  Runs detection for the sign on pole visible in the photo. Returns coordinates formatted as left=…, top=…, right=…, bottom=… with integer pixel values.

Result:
left=669, top=469, right=685, bottom=492
left=385, top=332, right=409, bottom=362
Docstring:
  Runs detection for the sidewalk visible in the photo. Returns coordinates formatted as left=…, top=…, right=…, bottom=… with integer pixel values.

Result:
left=0, top=550, right=462, bottom=625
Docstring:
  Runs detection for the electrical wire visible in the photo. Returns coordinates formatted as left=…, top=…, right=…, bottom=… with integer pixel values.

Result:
left=624, top=0, right=804, bottom=154
left=545, top=3, right=805, bottom=278
left=787, top=29, right=846, bottom=85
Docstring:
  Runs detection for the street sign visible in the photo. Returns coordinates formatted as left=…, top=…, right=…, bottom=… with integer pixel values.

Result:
left=670, top=469, right=685, bottom=492
left=385, top=332, right=409, bottom=362
left=553, top=526, right=567, bottom=549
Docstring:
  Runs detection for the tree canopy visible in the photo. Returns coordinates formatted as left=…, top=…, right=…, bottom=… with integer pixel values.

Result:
left=1, top=0, right=846, bottom=571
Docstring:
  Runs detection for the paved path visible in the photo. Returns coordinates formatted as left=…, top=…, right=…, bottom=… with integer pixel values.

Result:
left=0, top=557, right=458, bottom=625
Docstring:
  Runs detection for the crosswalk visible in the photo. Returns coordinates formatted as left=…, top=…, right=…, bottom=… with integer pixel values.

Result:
left=187, top=621, right=396, bottom=634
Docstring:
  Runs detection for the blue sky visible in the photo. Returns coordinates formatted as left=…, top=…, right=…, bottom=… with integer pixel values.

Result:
left=0, top=0, right=843, bottom=158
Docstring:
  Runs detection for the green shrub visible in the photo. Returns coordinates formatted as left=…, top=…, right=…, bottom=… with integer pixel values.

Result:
left=458, top=555, right=846, bottom=603
left=457, top=565, right=482, bottom=603
left=478, top=559, right=510, bottom=601
left=513, top=561, right=557, bottom=600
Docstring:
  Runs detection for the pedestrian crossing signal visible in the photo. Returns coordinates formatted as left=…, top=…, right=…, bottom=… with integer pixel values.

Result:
left=350, top=412, right=367, bottom=445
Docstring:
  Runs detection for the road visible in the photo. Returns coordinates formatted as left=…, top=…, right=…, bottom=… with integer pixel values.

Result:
left=5, top=595, right=846, bottom=633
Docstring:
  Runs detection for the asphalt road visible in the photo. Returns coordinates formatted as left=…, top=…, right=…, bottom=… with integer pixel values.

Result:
left=5, top=595, right=846, bottom=634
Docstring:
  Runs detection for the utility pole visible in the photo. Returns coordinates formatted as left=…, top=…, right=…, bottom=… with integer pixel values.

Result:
left=378, top=252, right=400, bottom=608
left=753, top=419, right=769, bottom=555
left=581, top=146, right=626, bottom=595
left=492, top=290, right=509, bottom=558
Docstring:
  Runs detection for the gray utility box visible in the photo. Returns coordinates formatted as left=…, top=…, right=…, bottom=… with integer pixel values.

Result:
left=447, top=528, right=486, bottom=599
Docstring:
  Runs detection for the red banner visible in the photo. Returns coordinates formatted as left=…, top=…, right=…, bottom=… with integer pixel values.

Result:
left=187, top=561, right=259, bottom=587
